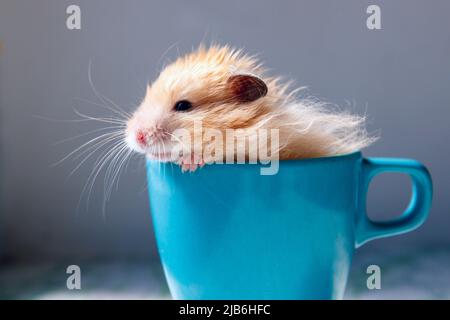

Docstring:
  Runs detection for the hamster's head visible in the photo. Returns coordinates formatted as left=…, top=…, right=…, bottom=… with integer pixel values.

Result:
left=126, top=45, right=283, bottom=161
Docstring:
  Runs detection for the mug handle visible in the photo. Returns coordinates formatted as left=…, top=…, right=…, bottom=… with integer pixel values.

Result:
left=355, top=157, right=433, bottom=248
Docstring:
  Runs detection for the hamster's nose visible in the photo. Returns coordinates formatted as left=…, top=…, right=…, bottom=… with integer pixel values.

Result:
left=136, top=129, right=147, bottom=146
left=135, top=126, right=167, bottom=147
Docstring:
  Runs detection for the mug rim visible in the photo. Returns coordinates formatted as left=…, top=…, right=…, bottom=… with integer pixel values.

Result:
left=272, top=150, right=361, bottom=164
left=147, top=151, right=362, bottom=168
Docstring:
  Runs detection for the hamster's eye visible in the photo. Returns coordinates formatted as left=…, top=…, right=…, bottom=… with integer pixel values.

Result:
left=174, top=100, right=193, bottom=112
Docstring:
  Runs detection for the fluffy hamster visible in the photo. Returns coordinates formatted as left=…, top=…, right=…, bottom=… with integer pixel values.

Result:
left=126, top=45, right=375, bottom=171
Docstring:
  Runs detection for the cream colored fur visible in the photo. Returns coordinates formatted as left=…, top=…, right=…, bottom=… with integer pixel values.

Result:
left=126, top=45, right=376, bottom=163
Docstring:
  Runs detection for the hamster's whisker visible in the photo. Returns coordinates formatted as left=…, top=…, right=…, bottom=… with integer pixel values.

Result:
left=71, top=135, right=124, bottom=184
left=159, top=137, right=168, bottom=177
left=73, top=132, right=124, bottom=162
left=57, top=62, right=134, bottom=214
left=157, top=135, right=175, bottom=174
left=73, top=97, right=130, bottom=121
left=166, top=132, right=189, bottom=151
left=53, top=130, right=124, bottom=167
left=91, top=140, right=127, bottom=176
left=161, top=138, right=166, bottom=177
left=104, top=141, right=127, bottom=187
left=33, top=114, right=124, bottom=124
left=77, top=133, right=124, bottom=171
left=156, top=40, right=180, bottom=74
left=53, top=126, right=125, bottom=146
left=157, top=141, right=162, bottom=174
left=82, top=140, right=128, bottom=211
left=107, top=142, right=130, bottom=193
left=116, top=149, right=133, bottom=191
left=73, top=108, right=127, bottom=125
left=88, top=60, right=132, bottom=120
left=160, top=136, right=168, bottom=159
left=65, top=134, right=124, bottom=182
left=76, top=139, right=126, bottom=213
left=110, top=148, right=133, bottom=198
left=124, top=148, right=135, bottom=174
left=103, top=143, right=130, bottom=211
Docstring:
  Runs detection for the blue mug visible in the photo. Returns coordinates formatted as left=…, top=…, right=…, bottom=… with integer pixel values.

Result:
left=146, top=152, right=432, bottom=299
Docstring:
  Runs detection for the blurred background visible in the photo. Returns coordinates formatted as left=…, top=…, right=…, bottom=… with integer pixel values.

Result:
left=0, top=0, right=449, bottom=299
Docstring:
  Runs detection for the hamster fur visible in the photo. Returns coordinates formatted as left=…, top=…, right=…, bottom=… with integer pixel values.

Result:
left=126, top=45, right=376, bottom=171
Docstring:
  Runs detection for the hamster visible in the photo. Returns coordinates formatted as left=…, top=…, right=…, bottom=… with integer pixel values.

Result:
left=126, top=45, right=376, bottom=172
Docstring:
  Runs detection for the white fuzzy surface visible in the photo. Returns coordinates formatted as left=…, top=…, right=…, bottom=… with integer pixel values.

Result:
left=1, top=247, right=449, bottom=300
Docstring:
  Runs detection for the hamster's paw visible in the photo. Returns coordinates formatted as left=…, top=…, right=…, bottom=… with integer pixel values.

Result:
left=177, top=154, right=205, bottom=173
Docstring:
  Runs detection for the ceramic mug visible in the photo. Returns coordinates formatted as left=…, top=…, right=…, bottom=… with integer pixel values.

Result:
left=146, top=152, right=432, bottom=299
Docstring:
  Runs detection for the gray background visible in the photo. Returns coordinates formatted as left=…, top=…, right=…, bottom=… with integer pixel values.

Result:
left=0, top=0, right=449, bottom=266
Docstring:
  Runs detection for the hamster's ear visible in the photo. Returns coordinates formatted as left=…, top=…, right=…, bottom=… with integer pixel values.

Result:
left=227, top=74, right=268, bottom=103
